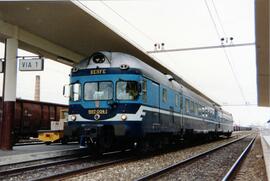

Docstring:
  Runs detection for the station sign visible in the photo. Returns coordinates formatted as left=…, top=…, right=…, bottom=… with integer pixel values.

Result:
left=19, top=57, right=44, bottom=71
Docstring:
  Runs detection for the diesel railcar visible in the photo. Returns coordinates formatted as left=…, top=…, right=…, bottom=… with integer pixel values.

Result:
left=66, top=51, right=233, bottom=152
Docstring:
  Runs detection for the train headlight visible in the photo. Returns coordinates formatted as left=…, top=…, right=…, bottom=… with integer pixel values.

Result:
left=92, top=53, right=106, bottom=64
left=121, top=114, right=127, bottom=121
left=120, top=64, right=129, bottom=70
left=71, top=115, right=77, bottom=121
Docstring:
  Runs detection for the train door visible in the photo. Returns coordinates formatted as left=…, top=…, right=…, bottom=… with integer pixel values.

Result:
left=180, top=93, right=185, bottom=136
left=169, top=92, right=174, bottom=128
left=151, top=82, right=160, bottom=127
left=174, top=93, right=182, bottom=130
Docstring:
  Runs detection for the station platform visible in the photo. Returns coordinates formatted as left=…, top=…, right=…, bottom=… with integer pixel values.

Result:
left=260, top=129, right=270, bottom=180
left=0, top=143, right=83, bottom=166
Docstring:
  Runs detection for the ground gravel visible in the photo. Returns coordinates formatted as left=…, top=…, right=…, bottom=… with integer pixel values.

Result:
left=233, top=135, right=267, bottom=181
left=65, top=132, right=251, bottom=181
left=155, top=137, right=252, bottom=181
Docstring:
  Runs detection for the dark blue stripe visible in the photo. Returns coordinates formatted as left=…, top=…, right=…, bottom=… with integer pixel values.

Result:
left=72, top=68, right=142, bottom=77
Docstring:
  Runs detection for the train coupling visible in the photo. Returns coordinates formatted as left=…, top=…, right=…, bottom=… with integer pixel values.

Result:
left=79, top=124, right=102, bottom=148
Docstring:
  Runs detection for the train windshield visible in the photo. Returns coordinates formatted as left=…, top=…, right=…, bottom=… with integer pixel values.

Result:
left=116, top=81, right=138, bottom=100
left=84, top=82, right=113, bottom=100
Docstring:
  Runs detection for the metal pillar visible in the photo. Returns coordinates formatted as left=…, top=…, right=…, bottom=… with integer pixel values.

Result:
left=0, top=38, right=18, bottom=150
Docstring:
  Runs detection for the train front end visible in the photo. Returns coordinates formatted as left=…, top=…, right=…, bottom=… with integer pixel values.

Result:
left=66, top=52, right=144, bottom=152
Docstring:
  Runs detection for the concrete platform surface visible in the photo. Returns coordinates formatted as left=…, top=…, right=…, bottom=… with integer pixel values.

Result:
left=0, top=143, right=83, bottom=166
left=260, top=129, right=270, bottom=180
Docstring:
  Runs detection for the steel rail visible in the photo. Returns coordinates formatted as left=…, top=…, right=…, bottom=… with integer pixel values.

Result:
left=31, top=156, right=138, bottom=181
left=14, top=142, right=44, bottom=146
left=0, top=155, right=91, bottom=177
left=135, top=134, right=253, bottom=181
left=221, top=136, right=257, bottom=181
left=0, top=148, right=88, bottom=168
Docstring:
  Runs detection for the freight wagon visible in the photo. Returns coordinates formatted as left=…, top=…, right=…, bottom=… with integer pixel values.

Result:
left=0, top=98, right=68, bottom=143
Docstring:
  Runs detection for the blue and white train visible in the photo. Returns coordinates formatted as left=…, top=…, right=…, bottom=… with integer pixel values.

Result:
left=66, top=51, right=233, bottom=152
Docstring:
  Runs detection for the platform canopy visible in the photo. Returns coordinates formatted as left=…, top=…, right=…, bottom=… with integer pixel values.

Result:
left=0, top=1, right=219, bottom=106
left=256, top=0, right=270, bottom=106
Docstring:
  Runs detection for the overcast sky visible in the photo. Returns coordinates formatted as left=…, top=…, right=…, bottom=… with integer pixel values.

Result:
left=0, top=0, right=269, bottom=127
left=79, top=0, right=270, bottom=127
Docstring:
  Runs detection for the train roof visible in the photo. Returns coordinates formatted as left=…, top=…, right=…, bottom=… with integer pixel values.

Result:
left=75, top=51, right=220, bottom=107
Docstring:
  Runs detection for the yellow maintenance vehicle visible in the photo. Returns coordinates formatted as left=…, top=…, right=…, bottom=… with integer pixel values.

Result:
left=38, top=109, right=68, bottom=145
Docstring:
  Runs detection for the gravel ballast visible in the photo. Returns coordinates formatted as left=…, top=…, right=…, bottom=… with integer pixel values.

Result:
left=66, top=133, right=252, bottom=181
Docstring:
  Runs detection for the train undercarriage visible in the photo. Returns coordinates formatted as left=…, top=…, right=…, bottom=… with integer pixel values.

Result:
left=79, top=123, right=232, bottom=154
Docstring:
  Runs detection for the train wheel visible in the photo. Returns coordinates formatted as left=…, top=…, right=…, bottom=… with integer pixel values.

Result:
left=97, top=127, right=114, bottom=152
left=45, top=141, right=51, bottom=145
left=61, top=136, right=69, bottom=144
left=226, top=132, right=232, bottom=138
left=138, top=141, right=150, bottom=153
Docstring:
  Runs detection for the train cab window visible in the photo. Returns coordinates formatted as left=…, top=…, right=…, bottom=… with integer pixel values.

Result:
left=84, top=82, right=113, bottom=100
left=117, top=81, right=138, bottom=100
left=70, top=83, right=81, bottom=101
left=162, top=88, right=168, bottom=103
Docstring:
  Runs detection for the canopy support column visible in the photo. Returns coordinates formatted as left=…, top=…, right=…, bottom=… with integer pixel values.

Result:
left=0, top=38, right=18, bottom=150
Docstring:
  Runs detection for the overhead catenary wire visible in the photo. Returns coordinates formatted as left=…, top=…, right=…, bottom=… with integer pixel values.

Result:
left=147, top=43, right=254, bottom=53
left=100, top=0, right=156, bottom=44
left=99, top=0, right=183, bottom=78
left=78, top=1, right=248, bottom=106
left=75, top=1, right=147, bottom=53
left=77, top=0, right=177, bottom=72
left=211, top=0, right=227, bottom=37
left=204, top=0, right=247, bottom=104
left=204, top=0, right=222, bottom=39
left=210, top=0, right=249, bottom=105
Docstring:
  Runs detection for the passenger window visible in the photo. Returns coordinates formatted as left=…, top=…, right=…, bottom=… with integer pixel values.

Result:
left=175, top=94, right=179, bottom=107
left=162, top=88, right=168, bottom=103
left=142, top=79, right=147, bottom=102
left=185, top=99, right=189, bottom=113
left=194, top=103, right=198, bottom=115
left=190, top=101, right=194, bottom=113
left=180, top=95, right=183, bottom=110
left=199, top=105, right=203, bottom=116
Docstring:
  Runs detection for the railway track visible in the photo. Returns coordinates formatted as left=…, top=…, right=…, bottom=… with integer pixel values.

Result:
left=0, top=132, right=252, bottom=180
left=14, top=142, right=44, bottom=146
left=0, top=150, right=135, bottom=181
left=53, top=133, right=252, bottom=180
left=135, top=134, right=256, bottom=181
left=34, top=154, right=137, bottom=181
left=0, top=155, right=90, bottom=178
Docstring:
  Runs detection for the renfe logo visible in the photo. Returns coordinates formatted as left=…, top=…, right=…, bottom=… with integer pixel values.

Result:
left=90, top=69, right=106, bottom=75
left=19, top=58, right=44, bottom=71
